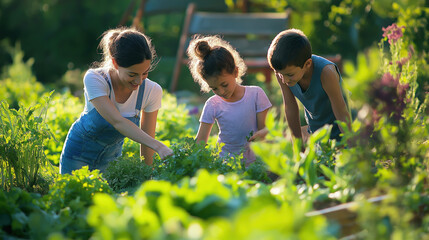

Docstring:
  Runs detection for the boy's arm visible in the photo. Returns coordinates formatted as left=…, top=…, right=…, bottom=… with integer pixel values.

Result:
left=248, top=108, right=269, bottom=142
left=195, top=122, right=213, bottom=144
left=276, top=73, right=302, bottom=139
left=321, top=65, right=351, bottom=132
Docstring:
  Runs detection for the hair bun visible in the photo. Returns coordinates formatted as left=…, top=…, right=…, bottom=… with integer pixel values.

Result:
left=107, top=30, right=121, bottom=55
left=195, top=41, right=211, bottom=59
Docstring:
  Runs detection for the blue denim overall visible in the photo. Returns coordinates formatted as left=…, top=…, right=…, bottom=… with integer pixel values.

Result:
left=60, top=71, right=145, bottom=174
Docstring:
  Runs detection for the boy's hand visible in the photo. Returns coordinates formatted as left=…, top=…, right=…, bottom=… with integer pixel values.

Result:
left=248, top=128, right=268, bottom=142
left=275, top=72, right=286, bottom=84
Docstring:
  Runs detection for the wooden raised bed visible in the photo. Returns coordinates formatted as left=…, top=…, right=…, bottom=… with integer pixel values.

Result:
left=306, top=195, right=388, bottom=238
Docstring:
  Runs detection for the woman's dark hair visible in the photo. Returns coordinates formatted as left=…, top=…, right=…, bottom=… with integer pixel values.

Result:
left=95, top=27, right=157, bottom=70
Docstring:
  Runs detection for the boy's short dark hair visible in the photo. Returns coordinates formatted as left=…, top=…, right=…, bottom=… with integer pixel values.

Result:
left=267, top=28, right=312, bottom=70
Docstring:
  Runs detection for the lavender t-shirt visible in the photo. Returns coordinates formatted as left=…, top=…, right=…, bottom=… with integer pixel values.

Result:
left=200, top=86, right=272, bottom=164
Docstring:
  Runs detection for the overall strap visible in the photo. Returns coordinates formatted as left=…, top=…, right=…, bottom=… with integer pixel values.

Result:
left=98, top=70, right=112, bottom=99
left=134, top=80, right=146, bottom=117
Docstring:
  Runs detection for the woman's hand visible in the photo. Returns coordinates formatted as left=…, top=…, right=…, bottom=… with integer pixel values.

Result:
left=248, top=128, right=269, bottom=142
left=156, top=144, right=174, bottom=160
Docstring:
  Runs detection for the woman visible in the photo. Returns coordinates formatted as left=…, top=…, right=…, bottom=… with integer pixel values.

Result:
left=60, top=27, right=173, bottom=174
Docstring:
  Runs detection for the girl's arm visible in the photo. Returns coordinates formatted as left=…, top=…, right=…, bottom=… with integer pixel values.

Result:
left=140, top=110, right=158, bottom=165
left=321, top=65, right=351, bottom=132
left=195, top=122, right=213, bottom=144
left=90, top=96, right=173, bottom=159
left=276, top=73, right=302, bottom=139
left=248, top=108, right=269, bottom=142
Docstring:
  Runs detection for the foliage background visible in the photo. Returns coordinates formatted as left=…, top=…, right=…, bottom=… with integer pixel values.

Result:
left=1, top=0, right=427, bottom=94
left=0, top=1, right=428, bottom=238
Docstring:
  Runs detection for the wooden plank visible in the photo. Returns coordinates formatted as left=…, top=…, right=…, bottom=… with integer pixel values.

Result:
left=226, top=38, right=273, bottom=57
left=145, top=0, right=227, bottom=15
left=244, top=58, right=270, bottom=68
left=306, top=195, right=388, bottom=238
left=183, top=37, right=273, bottom=58
left=190, top=12, right=288, bottom=36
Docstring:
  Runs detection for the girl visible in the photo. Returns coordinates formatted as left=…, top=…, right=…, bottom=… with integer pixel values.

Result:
left=187, top=35, right=272, bottom=166
left=60, top=27, right=173, bottom=174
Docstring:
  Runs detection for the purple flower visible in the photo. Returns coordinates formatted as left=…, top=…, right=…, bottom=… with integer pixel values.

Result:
left=370, top=73, right=409, bottom=123
left=382, top=23, right=405, bottom=45
left=188, top=106, right=199, bottom=115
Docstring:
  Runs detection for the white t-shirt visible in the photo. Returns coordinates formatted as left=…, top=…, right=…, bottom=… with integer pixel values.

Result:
left=200, top=85, right=272, bottom=164
left=83, top=68, right=162, bottom=117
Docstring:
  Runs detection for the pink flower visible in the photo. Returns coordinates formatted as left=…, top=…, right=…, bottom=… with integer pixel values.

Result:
left=382, top=23, right=405, bottom=45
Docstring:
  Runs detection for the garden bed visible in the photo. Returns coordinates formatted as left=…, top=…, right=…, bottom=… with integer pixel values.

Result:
left=307, top=195, right=388, bottom=237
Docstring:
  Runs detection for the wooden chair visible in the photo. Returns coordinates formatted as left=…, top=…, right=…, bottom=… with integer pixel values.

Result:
left=170, top=3, right=291, bottom=92
left=119, top=0, right=227, bottom=31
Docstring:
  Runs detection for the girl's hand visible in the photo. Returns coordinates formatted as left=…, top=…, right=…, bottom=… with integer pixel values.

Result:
left=248, top=128, right=268, bottom=142
left=157, top=145, right=174, bottom=160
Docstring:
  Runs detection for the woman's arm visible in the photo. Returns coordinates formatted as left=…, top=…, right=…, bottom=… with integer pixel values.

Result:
left=140, top=110, right=158, bottom=165
left=90, top=96, right=173, bottom=159
left=195, top=122, right=213, bottom=144
left=321, top=65, right=351, bottom=132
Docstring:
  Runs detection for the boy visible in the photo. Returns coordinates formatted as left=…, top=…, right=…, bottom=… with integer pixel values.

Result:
left=267, top=28, right=351, bottom=142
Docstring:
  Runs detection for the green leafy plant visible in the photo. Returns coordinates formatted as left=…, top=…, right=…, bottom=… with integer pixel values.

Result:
left=86, top=168, right=337, bottom=239
left=39, top=167, right=113, bottom=239
left=243, top=159, right=272, bottom=183
left=103, top=156, right=153, bottom=194
left=0, top=187, right=44, bottom=239
left=328, top=23, right=429, bottom=238
left=152, top=137, right=239, bottom=183
left=87, top=170, right=248, bottom=239
left=0, top=166, right=114, bottom=240
left=43, top=166, right=112, bottom=211
left=0, top=95, right=55, bottom=193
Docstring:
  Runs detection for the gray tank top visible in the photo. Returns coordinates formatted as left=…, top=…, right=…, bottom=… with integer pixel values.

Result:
left=289, top=54, right=348, bottom=140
